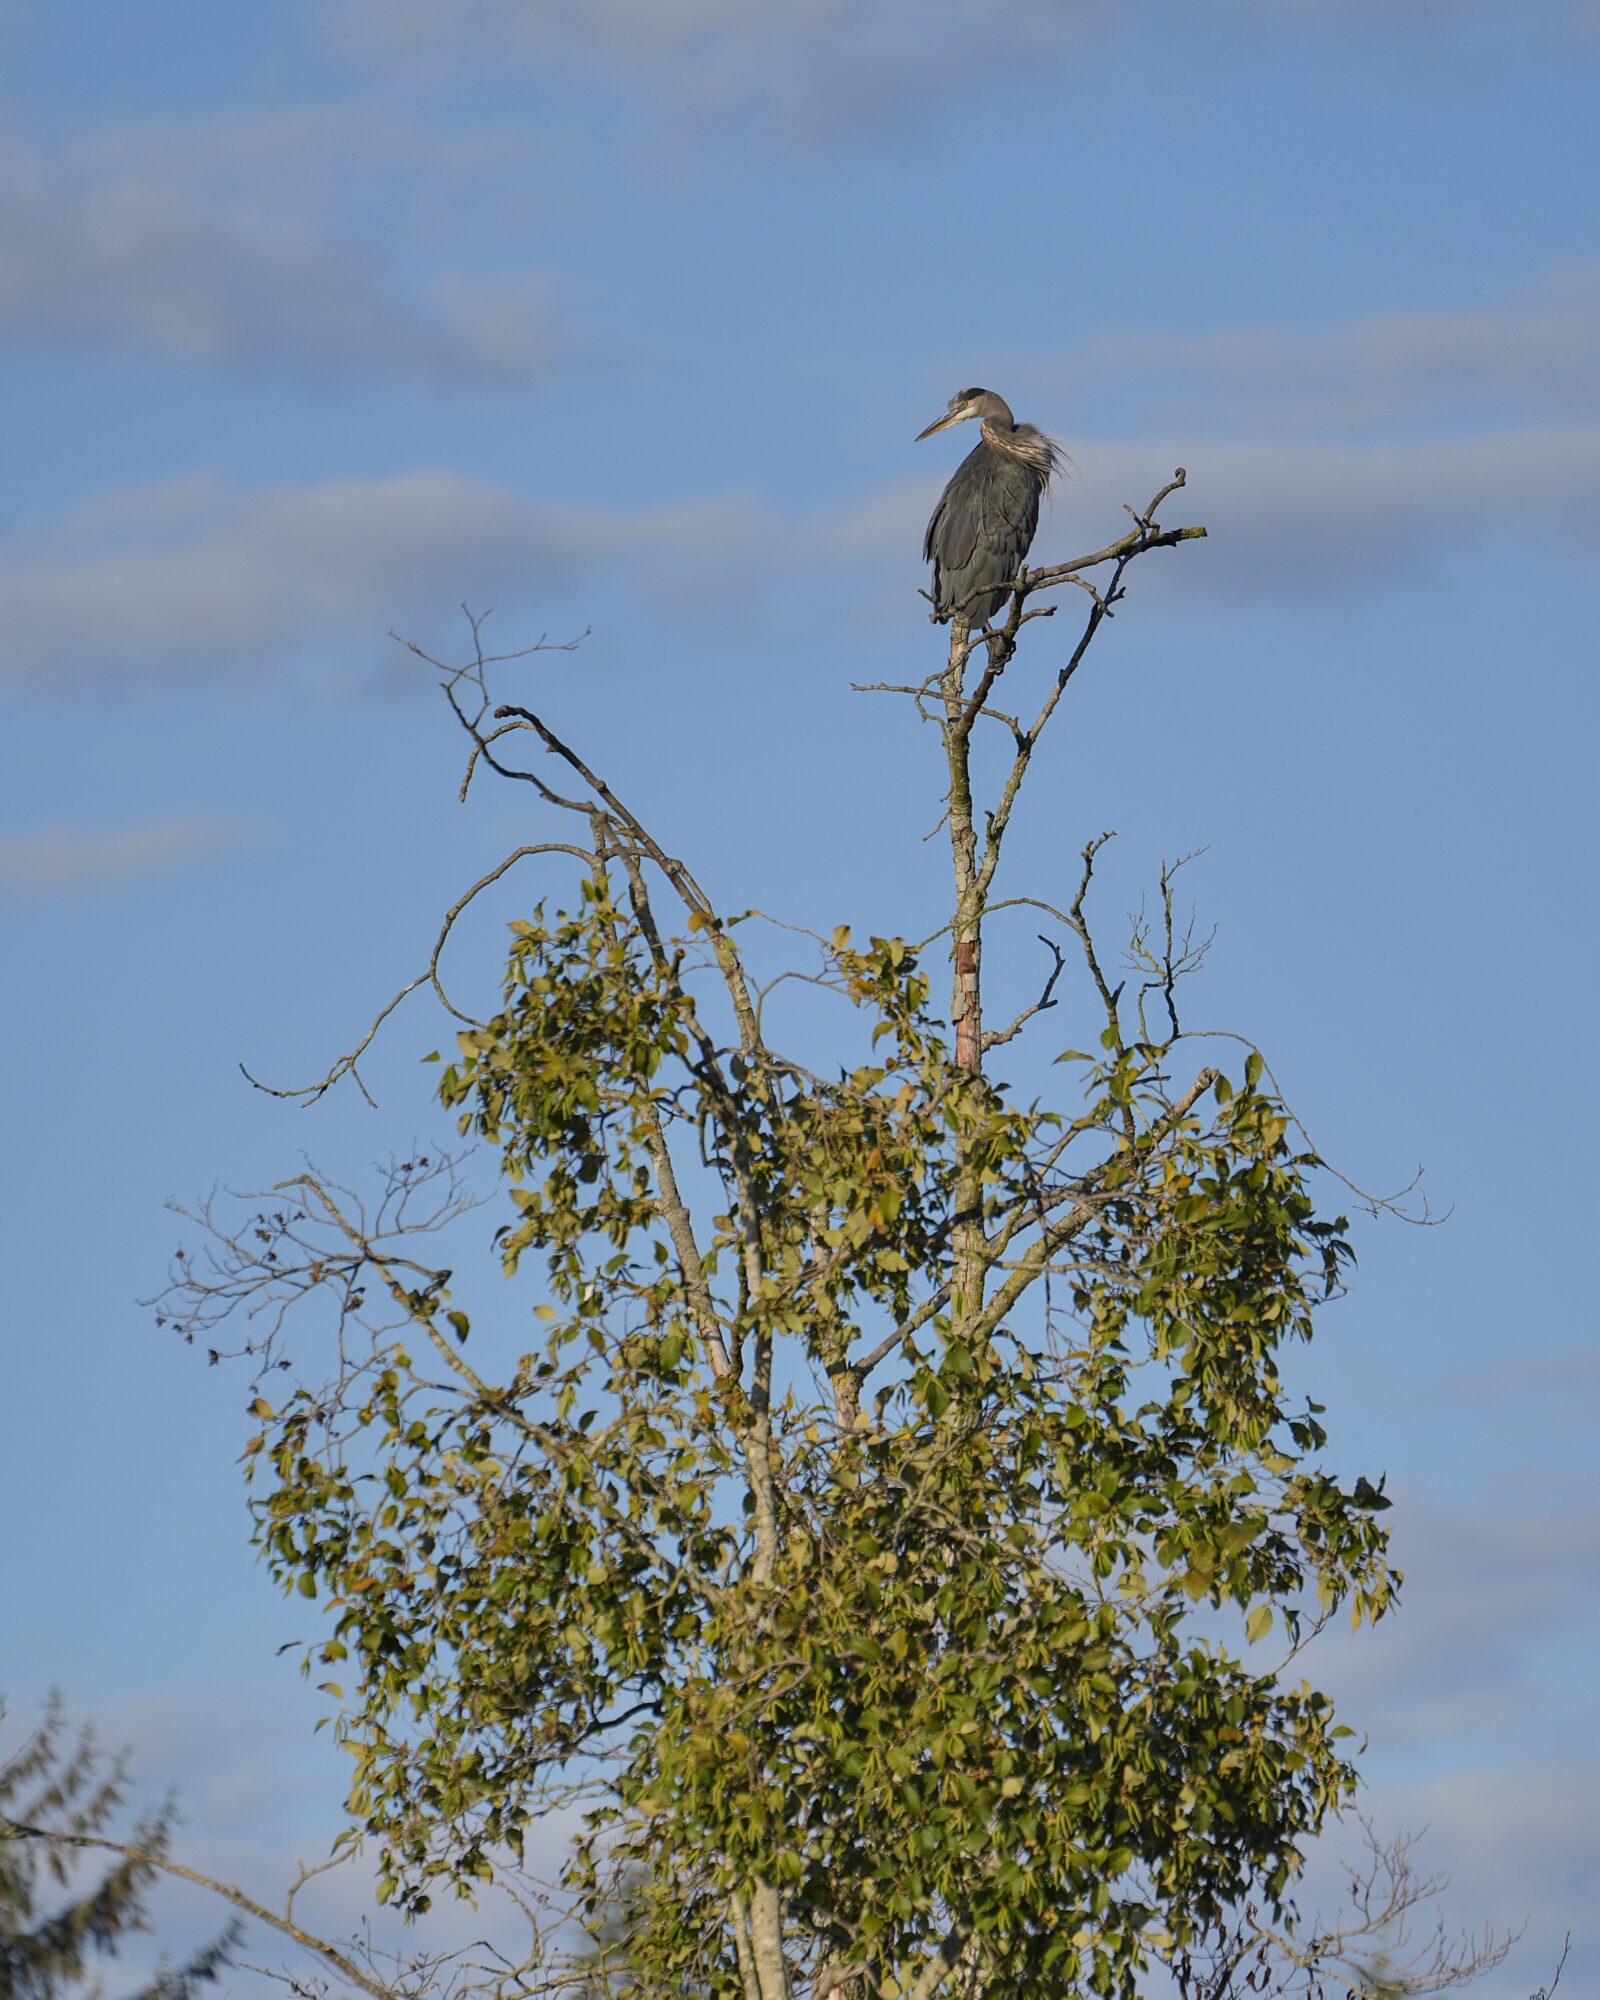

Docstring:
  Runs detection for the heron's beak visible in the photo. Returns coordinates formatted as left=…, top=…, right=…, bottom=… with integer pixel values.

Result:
left=915, top=408, right=967, bottom=441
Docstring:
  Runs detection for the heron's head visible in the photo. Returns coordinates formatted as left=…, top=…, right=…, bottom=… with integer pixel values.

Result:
left=915, top=387, right=1015, bottom=440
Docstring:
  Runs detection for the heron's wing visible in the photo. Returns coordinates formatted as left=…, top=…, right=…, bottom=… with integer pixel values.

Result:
left=930, top=451, right=1040, bottom=557
left=925, top=444, right=1043, bottom=619
left=976, top=452, right=1042, bottom=557
left=923, top=443, right=988, bottom=568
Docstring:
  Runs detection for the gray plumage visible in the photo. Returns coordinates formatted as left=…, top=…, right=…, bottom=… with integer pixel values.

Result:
left=917, top=388, right=1064, bottom=628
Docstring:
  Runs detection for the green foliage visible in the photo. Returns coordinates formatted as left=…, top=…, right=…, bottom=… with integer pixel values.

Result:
left=192, top=884, right=1395, bottom=2000
left=0, top=1696, right=235, bottom=2000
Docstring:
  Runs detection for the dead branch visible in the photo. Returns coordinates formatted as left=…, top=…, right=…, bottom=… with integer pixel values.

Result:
left=0, top=1821, right=398, bottom=2000
left=980, top=933, right=1066, bottom=1054
left=240, top=843, right=597, bottom=1106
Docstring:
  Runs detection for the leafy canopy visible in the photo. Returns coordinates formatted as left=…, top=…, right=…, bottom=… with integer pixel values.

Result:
left=186, top=897, right=1392, bottom=2000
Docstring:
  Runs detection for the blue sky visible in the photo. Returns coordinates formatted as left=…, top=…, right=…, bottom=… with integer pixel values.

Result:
left=1, top=3, right=1596, bottom=1994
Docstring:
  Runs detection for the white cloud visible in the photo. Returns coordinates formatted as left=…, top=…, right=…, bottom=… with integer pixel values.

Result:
left=424, top=269, right=578, bottom=380
left=1292, top=1492, right=1600, bottom=1758
left=329, top=0, right=1599, bottom=128
left=78, top=102, right=549, bottom=211
left=1236, top=0, right=1597, bottom=26
left=1030, top=263, right=1600, bottom=433
left=1065, top=424, right=1600, bottom=590
left=1320, top=1765, right=1597, bottom=2000
left=0, top=118, right=572, bottom=380
left=0, top=813, right=260, bottom=893
left=1448, top=1347, right=1600, bottom=1403
left=330, top=0, right=1107, bottom=131
left=1250, top=1486, right=1599, bottom=2000
left=0, top=467, right=807, bottom=689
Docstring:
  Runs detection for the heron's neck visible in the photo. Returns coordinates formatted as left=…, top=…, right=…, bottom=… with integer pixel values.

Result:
left=981, top=420, right=1062, bottom=483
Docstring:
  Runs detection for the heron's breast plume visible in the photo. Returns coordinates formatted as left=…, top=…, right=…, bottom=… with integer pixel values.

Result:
left=980, top=420, right=1065, bottom=486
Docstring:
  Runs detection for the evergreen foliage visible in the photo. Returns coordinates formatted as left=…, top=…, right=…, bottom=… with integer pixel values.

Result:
left=0, top=1698, right=234, bottom=2000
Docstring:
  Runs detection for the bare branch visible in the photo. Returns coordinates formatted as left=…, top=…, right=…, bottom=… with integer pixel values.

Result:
left=0, top=1821, right=398, bottom=2000
left=846, top=1284, right=952, bottom=1383
left=975, top=1065, right=1222, bottom=1340
left=980, top=933, right=1065, bottom=1053
left=1024, top=468, right=1205, bottom=595
left=240, top=843, right=597, bottom=1106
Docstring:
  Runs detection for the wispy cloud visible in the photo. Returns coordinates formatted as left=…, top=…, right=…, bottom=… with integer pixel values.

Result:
left=1233, top=0, right=1598, bottom=29
left=0, top=813, right=261, bottom=893
left=1325, top=1764, right=1596, bottom=2000
left=1068, top=424, right=1600, bottom=590
left=1023, top=263, right=1600, bottom=433
left=0, top=467, right=812, bottom=689
left=0, top=116, right=574, bottom=381
left=1299, top=1492, right=1600, bottom=1753
left=76, top=103, right=564, bottom=245
left=329, top=0, right=1599, bottom=133
left=1271, top=1486, right=1598, bottom=1998
left=331, top=0, right=1090, bottom=127
left=1440, top=1345, right=1600, bottom=1407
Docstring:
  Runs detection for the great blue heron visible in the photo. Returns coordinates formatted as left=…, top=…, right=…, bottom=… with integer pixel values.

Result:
left=917, top=388, right=1064, bottom=628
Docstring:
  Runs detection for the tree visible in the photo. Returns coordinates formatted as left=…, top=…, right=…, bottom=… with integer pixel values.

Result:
left=0, top=1696, right=235, bottom=2000
left=146, top=470, right=1525, bottom=2000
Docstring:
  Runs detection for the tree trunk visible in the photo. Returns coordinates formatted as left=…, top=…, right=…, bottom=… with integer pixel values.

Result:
left=942, top=619, right=985, bottom=1328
